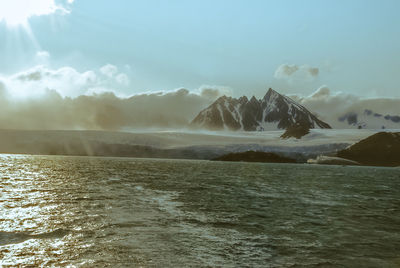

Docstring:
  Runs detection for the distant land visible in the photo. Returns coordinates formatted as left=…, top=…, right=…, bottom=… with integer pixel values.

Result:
left=337, top=132, right=400, bottom=167
left=0, top=129, right=398, bottom=167
left=212, top=151, right=296, bottom=164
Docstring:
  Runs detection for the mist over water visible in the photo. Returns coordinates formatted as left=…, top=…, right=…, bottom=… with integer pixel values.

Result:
left=0, top=155, right=400, bottom=267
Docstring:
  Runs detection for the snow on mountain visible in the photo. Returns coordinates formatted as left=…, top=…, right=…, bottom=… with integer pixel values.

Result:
left=338, top=109, right=400, bottom=129
left=191, top=88, right=331, bottom=131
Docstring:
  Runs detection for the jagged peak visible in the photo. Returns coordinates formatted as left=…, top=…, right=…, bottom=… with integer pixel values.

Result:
left=249, top=96, right=259, bottom=103
left=239, top=96, right=248, bottom=103
left=216, top=95, right=230, bottom=103
left=263, top=88, right=281, bottom=101
left=191, top=87, right=332, bottom=131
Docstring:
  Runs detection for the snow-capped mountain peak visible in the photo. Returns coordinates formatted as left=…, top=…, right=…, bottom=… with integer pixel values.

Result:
left=191, top=88, right=331, bottom=131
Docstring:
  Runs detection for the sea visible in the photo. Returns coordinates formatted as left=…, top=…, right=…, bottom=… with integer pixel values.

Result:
left=0, top=154, right=399, bottom=267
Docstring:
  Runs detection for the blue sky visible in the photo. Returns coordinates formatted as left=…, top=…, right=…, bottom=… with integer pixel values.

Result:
left=1, top=0, right=400, bottom=98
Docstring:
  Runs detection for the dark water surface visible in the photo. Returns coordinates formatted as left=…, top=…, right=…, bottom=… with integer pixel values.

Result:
left=0, top=155, right=399, bottom=267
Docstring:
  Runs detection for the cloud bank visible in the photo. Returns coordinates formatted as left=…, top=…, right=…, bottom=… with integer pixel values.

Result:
left=0, top=86, right=228, bottom=130
left=0, top=65, right=230, bottom=130
left=1, top=63, right=399, bottom=131
left=291, top=86, right=400, bottom=129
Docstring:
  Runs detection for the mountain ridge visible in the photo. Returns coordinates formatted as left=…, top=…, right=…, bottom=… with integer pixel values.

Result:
left=191, top=88, right=331, bottom=131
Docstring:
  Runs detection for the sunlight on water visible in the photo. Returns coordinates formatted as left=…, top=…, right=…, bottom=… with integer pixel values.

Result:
left=0, top=154, right=399, bottom=267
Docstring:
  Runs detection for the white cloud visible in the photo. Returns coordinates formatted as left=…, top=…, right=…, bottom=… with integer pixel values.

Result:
left=308, top=85, right=330, bottom=99
left=274, top=64, right=299, bottom=78
left=100, top=64, right=118, bottom=78
left=274, top=64, right=319, bottom=82
left=197, top=85, right=232, bottom=99
left=5, top=65, right=97, bottom=97
left=1, top=64, right=134, bottom=98
left=115, top=73, right=130, bottom=86
left=98, top=64, right=131, bottom=87
left=35, top=50, right=50, bottom=64
left=36, top=50, right=50, bottom=59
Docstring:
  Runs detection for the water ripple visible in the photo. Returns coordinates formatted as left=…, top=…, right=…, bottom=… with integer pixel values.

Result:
left=0, top=155, right=399, bottom=267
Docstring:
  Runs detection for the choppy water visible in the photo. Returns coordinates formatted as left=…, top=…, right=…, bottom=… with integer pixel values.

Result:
left=0, top=155, right=400, bottom=267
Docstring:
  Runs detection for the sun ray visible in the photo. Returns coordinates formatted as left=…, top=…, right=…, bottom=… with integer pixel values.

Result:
left=0, top=0, right=68, bottom=27
left=0, top=1, right=72, bottom=73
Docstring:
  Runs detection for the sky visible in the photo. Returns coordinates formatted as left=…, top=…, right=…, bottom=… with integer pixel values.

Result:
left=1, top=0, right=400, bottom=97
left=0, top=0, right=399, bottom=130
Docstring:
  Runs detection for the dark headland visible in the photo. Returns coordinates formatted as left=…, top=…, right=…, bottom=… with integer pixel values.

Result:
left=336, top=132, right=400, bottom=167
left=213, top=132, right=400, bottom=167
left=212, top=151, right=297, bottom=164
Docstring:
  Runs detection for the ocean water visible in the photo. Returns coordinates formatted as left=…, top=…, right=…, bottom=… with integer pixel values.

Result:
left=0, top=155, right=399, bottom=267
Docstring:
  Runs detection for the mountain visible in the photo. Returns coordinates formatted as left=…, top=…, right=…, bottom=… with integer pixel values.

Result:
left=191, top=88, right=331, bottom=131
left=337, top=132, right=400, bottom=167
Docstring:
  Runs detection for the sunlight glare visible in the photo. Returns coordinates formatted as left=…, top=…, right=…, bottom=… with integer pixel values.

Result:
left=0, top=0, right=68, bottom=27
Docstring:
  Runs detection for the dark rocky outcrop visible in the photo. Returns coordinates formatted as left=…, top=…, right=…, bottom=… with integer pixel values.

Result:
left=337, top=132, right=400, bottom=167
left=212, top=150, right=297, bottom=164
left=280, top=123, right=310, bottom=139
